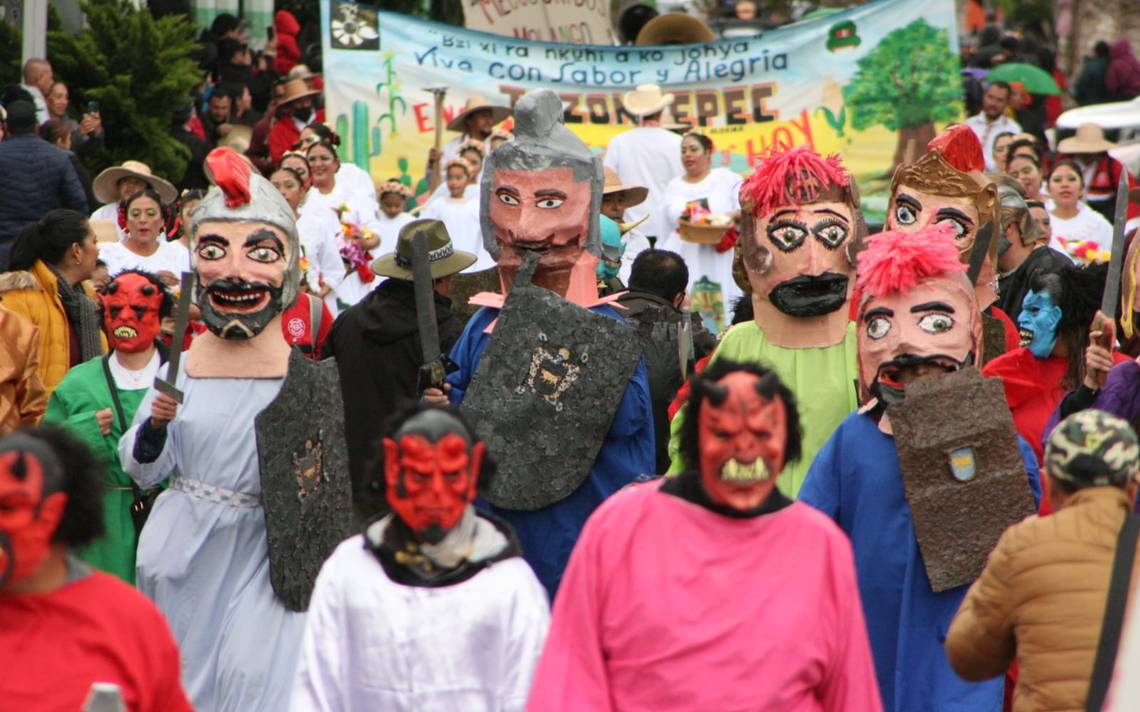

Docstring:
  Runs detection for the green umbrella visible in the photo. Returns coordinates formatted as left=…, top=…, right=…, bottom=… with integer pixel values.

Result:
left=986, top=62, right=1061, bottom=96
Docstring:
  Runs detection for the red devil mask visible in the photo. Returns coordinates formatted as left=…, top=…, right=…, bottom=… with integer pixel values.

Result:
left=102, top=272, right=165, bottom=353
left=383, top=410, right=485, bottom=544
left=0, top=436, right=67, bottom=589
left=696, top=371, right=788, bottom=511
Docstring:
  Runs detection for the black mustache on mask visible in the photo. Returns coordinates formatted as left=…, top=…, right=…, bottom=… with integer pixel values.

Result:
left=768, top=272, right=849, bottom=317
left=198, top=277, right=284, bottom=340
left=873, top=353, right=968, bottom=405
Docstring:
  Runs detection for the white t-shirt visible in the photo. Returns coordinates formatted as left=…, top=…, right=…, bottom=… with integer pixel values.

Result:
left=99, top=239, right=191, bottom=279
left=657, top=168, right=744, bottom=334
left=421, top=196, right=494, bottom=272
left=297, top=208, right=347, bottom=309
left=376, top=212, right=414, bottom=250
left=428, top=178, right=480, bottom=203
left=603, top=126, right=683, bottom=242
left=1049, top=202, right=1114, bottom=258
left=300, top=181, right=384, bottom=237
left=337, top=163, right=377, bottom=205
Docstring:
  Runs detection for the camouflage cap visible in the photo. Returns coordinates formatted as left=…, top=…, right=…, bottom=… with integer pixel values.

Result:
left=1045, top=410, right=1140, bottom=488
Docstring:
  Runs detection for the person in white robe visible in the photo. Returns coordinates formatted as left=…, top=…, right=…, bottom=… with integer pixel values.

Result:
left=290, top=405, right=549, bottom=712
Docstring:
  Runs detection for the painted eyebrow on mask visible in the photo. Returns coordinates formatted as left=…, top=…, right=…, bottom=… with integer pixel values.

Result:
left=197, top=234, right=229, bottom=246
left=243, top=229, right=285, bottom=251
left=935, top=208, right=974, bottom=225
left=896, top=193, right=921, bottom=209
left=910, top=301, right=955, bottom=313
left=863, top=307, right=894, bottom=319
left=534, top=189, right=567, bottom=199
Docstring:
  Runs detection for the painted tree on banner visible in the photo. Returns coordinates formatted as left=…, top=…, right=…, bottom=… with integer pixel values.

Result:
left=843, top=19, right=962, bottom=173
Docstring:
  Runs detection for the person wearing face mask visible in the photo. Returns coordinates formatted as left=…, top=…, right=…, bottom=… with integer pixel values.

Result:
left=44, top=271, right=171, bottom=582
left=0, top=210, right=105, bottom=392
left=118, top=149, right=352, bottom=712
left=291, top=404, right=550, bottom=710
left=0, top=427, right=193, bottom=712
left=527, top=362, right=882, bottom=711
left=97, top=190, right=190, bottom=287
left=985, top=266, right=1129, bottom=493
left=269, top=78, right=325, bottom=163
left=800, top=225, right=1040, bottom=712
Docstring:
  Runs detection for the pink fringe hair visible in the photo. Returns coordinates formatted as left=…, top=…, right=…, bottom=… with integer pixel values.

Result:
left=740, top=144, right=849, bottom=218
left=856, top=225, right=965, bottom=298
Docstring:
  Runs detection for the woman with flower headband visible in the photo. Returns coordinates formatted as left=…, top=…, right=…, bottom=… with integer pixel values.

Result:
left=426, top=138, right=485, bottom=203
left=296, top=124, right=376, bottom=205
left=657, top=131, right=743, bottom=334
left=299, top=140, right=383, bottom=249
left=422, top=157, right=494, bottom=272
left=271, top=166, right=344, bottom=313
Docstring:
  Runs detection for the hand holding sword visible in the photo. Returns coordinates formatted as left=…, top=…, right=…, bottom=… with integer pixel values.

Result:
left=411, top=229, right=458, bottom=400
left=1083, top=172, right=1131, bottom=390
left=150, top=272, right=195, bottom=428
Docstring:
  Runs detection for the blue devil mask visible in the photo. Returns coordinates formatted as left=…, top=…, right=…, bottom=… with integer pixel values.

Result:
left=597, top=215, right=624, bottom=281
left=1018, top=289, right=1062, bottom=359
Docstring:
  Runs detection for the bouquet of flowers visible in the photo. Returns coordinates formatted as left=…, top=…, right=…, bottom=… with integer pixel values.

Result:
left=335, top=203, right=377, bottom=283
left=1058, top=238, right=1111, bottom=266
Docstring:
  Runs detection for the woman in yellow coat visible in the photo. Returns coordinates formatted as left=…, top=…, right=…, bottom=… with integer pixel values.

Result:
left=0, top=209, right=104, bottom=392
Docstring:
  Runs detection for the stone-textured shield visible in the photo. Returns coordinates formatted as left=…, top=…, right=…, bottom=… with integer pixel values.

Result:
left=255, top=349, right=353, bottom=611
left=889, top=366, right=1036, bottom=593
left=461, top=285, right=643, bottom=511
left=449, top=266, right=501, bottom=321
left=981, top=311, right=1008, bottom=365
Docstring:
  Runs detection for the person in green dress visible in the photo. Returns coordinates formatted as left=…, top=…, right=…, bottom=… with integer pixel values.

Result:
left=44, top=270, right=170, bottom=583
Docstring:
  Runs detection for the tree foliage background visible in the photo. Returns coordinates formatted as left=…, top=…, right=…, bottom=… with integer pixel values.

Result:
left=47, top=0, right=201, bottom=181
left=843, top=19, right=963, bottom=167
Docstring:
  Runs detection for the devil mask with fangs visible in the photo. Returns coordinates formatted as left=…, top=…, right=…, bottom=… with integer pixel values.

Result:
left=855, top=224, right=983, bottom=411
left=191, top=148, right=300, bottom=340
left=678, top=360, right=803, bottom=512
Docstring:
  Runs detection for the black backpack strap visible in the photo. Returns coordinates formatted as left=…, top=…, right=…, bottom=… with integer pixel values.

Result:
left=1087, top=512, right=1140, bottom=711
left=100, top=354, right=129, bottom=432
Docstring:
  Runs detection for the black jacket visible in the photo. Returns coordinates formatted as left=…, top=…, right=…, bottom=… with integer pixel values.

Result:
left=324, top=278, right=464, bottom=517
left=616, top=289, right=716, bottom=472
left=0, top=134, right=87, bottom=241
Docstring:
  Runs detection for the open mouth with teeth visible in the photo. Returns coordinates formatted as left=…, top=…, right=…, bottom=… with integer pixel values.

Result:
left=719, top=458, right=771, bottom=484
left=208, top=287, right=271, bottom=314
left=112, top=326, right=138, bottom=339
left=1019, top=328, right=1034, bottom=348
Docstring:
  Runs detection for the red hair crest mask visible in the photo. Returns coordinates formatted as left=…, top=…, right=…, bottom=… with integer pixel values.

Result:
left=102, top=272, right=165, bottom=353
left=0, top=435, right=67, bottom=588
left=383, top=410, right=485, bottom=544
left=696, top=371, right=788, bottom=511
left=856, top=225, right=982, bottom=405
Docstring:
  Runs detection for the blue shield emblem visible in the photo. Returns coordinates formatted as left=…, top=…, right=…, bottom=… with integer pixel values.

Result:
left=949, top=447, right=976, bottom=482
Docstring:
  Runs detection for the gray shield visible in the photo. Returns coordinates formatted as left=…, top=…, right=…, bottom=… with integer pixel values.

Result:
left=461, top=282, right=643, bottom=511
left=255, top=349, right=353, bottom=611
left=889, top=366, right=1036, bottom=593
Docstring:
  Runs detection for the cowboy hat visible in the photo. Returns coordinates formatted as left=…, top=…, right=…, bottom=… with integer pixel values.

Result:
left=277, top=77, right=321, bottom=109
left=1057, top=123, right=1116, bottom=154
left=446, top=96, right=512, bottom=132
left=635, top=12, right=716, bottom=46
left=371, top=218, right=477, bottom=280
left=92, top=160, right=178, bottom=205
left=602, top=167, right=649, bottom=207
left=621, top=84, right=675, bottom=118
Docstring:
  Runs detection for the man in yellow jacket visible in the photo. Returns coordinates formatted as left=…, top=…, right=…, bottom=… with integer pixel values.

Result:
left=946, top=409, right=1140, bottom=711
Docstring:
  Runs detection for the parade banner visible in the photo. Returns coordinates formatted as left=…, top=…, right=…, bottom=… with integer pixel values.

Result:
left=462, top=0, right=615, bottom=44
left=320, top=0, right=963, bottom=218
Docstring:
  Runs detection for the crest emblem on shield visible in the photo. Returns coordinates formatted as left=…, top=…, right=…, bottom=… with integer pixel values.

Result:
left=949, top=447, right=976, bottom=482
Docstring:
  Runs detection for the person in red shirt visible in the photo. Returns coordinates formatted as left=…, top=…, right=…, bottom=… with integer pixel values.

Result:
left=0, top=426, right=191, bottom=712
left=268, top=77, right=323, bottom=164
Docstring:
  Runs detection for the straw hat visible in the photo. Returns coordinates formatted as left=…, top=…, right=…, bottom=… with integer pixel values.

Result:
left=278, top=77, right=321, bottom=109
left=621, top=84, right=675, bottom=118
left=89, top=219, right=120, bottom=244
left=371, top=219, right=476, bottom=280
left=446, top=96, right=512, bottom=132
left=635, top=12, right=716, bottom=46
left=1057, top=123, right=1116, bottom=154
left=602, top=167, right=649, bottom=207
left=92, top=160, right=178, bottom=205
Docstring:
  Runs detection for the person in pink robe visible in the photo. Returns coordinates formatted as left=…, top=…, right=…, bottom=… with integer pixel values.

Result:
left=526, top=360, right=883, bottom=712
